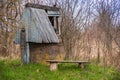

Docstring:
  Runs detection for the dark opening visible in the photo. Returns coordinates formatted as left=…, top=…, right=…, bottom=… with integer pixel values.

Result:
left=49, top=16, right=54, bottom=26
left=49, top=16, right=59, bottom=34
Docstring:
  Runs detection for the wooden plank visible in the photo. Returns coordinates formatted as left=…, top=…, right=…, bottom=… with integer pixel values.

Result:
left=47, top=60, right=89, bottom=63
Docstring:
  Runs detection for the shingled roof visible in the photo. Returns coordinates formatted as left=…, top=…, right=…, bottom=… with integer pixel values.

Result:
left=15, top=6, right=59, bottom=43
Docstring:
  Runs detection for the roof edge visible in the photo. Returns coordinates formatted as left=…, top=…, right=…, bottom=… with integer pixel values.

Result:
left=25, top=3, right=60, bottom=11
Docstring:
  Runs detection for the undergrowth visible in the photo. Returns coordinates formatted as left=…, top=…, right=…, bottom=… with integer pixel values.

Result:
left=0, top=60, right=120, bottom=80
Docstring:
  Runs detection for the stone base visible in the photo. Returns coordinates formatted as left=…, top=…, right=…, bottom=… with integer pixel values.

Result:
left=29, top=43, right=65, bottom=65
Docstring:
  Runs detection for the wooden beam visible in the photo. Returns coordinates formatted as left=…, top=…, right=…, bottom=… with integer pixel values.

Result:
left=47, top=60, right=89, bottom=63
left=25, top=3, right=60, bottom=11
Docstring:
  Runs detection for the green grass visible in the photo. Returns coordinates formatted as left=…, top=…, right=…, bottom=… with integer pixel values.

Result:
left=0, top=60, right=120, bottom=80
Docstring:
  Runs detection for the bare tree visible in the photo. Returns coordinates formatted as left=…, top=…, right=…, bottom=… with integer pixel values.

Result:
left=0, top=0, right=21, bottom=58
left=95, top=0, right=120, bottom=69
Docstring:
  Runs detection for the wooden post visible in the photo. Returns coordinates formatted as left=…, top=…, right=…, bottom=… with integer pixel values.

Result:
left=26, top=43, right=30, bottom=63
left=54, top=16, right=57, bottom=32
left=78, top=63, right=84, bottom=68
left=20, top=28, right=26, bottom=64
left=50, top=63, right=58, bottom=71
left=58, top=17, right=61, bottom=35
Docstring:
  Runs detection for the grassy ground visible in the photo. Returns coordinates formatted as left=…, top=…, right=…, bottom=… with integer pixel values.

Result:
left=0, top=60, right=120, bottom=80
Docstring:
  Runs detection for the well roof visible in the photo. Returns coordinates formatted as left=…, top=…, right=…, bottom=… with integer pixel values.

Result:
left=15, top=7, right=59, bottom=43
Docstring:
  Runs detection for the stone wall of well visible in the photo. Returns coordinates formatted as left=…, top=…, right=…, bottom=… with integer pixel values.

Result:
left=29, top=43, right=65, bottom=65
